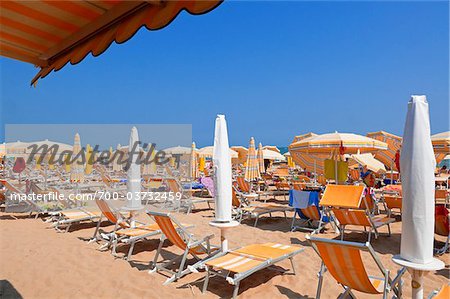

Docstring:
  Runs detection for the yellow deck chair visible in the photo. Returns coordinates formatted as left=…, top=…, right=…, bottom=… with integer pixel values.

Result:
left=147, top=211, right=218, bottom=285
left=321, top=185, right=395, bottom=242
left=201, top=242, right=303, bottom=299
left=307, top=235, right=405, bottom=299
left=91, top=199, right=162, bottom=260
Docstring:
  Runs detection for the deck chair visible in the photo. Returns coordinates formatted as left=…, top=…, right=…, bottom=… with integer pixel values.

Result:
left=434, top=205, right=450, bottom=255
left=164, top=178, right=212, bottom=213
left=232, top=188, right=291, bottom=227
left=320, top=185, right=395, bottom=242
left=383, top=194, right=402, bottom=216
left=51, top=207, right=102, bottom=232
left=289, top=190, right=329, bottom=234
left=147, top=211, right=218, bottom=285
left=201, top=243, right=304, bottom=299
left=236, top=176, right=278, bottom=202
left=435, top=189, right=449, bottom=206
left=91, top=199, right=162, bottom=260
left=428, top=283, right=449, bottom=299
left=307, top=235, right=406, bottom=299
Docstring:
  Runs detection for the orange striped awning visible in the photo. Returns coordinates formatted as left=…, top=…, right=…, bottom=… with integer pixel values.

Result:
left=0, top=0, right=222, bottom=85
left=366, top=131, right=402, bottom=171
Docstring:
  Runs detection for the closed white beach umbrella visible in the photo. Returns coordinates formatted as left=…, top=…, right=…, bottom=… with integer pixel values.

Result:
left=70, top=133, right=84, bottom=183
left=400, top=96, right=435, bottom=263
left=126, top=127, right=142, bottom=211
left=394, top=96, right=444, bottom=299
left=213, top=115, right=232, bottom=222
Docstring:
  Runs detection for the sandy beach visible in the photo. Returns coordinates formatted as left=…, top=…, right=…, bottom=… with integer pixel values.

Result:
left=1, top=200, right=448, bottom=299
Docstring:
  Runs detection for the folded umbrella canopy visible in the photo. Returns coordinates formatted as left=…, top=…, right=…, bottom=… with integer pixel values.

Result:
left=189, top=142, right=198, bottom=179
left=70, top=133, right=84, bottom=183
left=257, top=143, right=265, bottom=173
left=244, top=137, right=260, bottom=181
left=0, top=0, right=223, bottom=85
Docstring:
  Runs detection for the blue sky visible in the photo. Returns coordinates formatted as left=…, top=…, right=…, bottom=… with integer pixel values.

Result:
left=1, top=1, right=448, bottom=147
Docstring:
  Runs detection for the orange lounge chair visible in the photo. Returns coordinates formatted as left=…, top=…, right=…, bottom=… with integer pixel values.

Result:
left=91, top=199, right=163, bottom=260
left=383, top=194, right=402, bottom=216
left=435, top=189, right=449, bottom=205
left=147, top=211, right=218, bottom=285
left=307, top=235, right=405, bottom=299
left=429, top=283, right=450, bottom=299
left=201, top=243, right=303, bottom=299
left=434, top=205, right=450, bottom=255
left=320, top=185, right=395, bottom=242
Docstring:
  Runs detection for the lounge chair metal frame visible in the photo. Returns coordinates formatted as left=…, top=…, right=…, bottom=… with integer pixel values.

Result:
left=90, top=199, right=162, bottom=261
left=147, top=211, right=217, bottom=285
left=233, top=187, right=291, bottom=227
left=163, top=177, right=213, bottom=214
left=307, top=235, right=406, bottom=299
left=321, top=185, right=395, bottom=242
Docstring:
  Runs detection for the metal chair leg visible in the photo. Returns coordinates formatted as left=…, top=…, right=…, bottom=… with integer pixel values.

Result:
left=232, top=281, right=240, bottom=299
left=202, top=268, right=210, bottom=294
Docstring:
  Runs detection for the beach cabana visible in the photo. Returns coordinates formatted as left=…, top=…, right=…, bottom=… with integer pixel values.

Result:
left=0, top=0, right=223, bottom=85
left=230, top=146, right=248, bottom=165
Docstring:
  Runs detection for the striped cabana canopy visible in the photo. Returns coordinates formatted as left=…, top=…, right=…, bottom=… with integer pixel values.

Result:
left=366, top=131, right=402, bottom=171
left=0, top=0, right=222, bottom=85
left=290, top=132, right=388, bottom=155
left=288, top=132, right=327, bottom=174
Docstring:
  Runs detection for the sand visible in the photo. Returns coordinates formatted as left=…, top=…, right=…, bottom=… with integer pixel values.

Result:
left=0, top=200, right=448, bottom=299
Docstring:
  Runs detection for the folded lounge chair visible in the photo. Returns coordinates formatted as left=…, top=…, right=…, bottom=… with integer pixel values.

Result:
left=320, top=185, right=395, bottom=242
left=307, top=235, right=406, bottom=299
left=201, top=243, right=303, bottom=299
left=232, top=188, right=291, bottom=227
left=147, top=211, right=218, bottom=285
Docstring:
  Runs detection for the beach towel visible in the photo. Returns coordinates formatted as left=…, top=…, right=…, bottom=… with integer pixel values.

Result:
left=200, top=177, right=215, bottom=197
left=289, top=190, right=328, bottom=221
left=289, top=190, right=311, bottom=209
